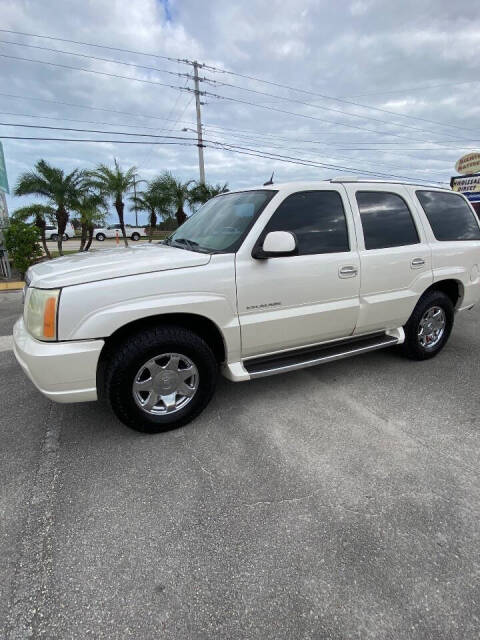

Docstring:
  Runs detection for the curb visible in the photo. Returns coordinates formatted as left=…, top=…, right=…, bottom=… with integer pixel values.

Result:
left=0, top=281, right=25, bottom=291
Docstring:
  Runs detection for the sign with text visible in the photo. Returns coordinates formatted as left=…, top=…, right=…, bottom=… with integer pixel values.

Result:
left=451, top=173, right=480, bottom=203
left=455, top=152, right=480, bottom=176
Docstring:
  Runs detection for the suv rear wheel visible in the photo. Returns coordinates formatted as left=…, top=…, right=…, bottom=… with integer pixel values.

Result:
left=402, top=290, right=454, bottom=360
left=131, top=232, right=140, bottom=241
left=103, top=326, right=218, bottom=433
left=96, top=233, right=106, bottom=241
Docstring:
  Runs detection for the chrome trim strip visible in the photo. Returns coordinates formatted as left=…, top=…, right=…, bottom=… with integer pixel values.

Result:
left=247, top=336, right=398, bottom=379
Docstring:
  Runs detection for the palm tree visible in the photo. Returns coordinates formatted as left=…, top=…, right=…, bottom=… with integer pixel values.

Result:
left=87, top=159, right=136, bottom=247
left=14, top=160, right=84, bottom=256
left=151, top=172, right=193, bottom=227
left=71, top=192, right=107, bottom=252
left=13, top=203, right=55, bottom=259
left=189, top=181, right=229, bottom=211
left=130, top=185, right=171, bottom=243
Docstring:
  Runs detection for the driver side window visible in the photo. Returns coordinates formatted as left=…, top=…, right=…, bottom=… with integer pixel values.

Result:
left=262, top=190, right=350, bottom=255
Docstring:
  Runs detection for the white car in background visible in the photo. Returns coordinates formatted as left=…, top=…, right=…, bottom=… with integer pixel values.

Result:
left=45, top=223, right=75, bottom=241
left=94, top=224, right=147, bottom=241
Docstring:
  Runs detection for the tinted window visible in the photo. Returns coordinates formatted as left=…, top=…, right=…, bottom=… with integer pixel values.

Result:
left=416, top=191, right=480, bottom=241
left=262, top=190, right=349, bottom=255
left=356, top=191, right=419, bottom=250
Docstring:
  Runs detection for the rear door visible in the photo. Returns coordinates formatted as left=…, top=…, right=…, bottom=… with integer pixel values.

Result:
left=235, top=187, right=361, bottom=357
left=344, top=184, right=433, bottom=334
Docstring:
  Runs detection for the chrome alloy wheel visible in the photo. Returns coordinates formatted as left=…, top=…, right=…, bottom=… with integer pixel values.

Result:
left=418, top=306, right=446, bottom=349
left=132, top=353, right=199, bottom=415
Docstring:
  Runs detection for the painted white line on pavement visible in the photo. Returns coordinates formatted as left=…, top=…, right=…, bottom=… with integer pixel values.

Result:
left=0, top=335, right=13, bottom=352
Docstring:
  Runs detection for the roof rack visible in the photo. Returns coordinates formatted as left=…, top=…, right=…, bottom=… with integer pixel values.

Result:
left=328, top=177, right=450, bottom=189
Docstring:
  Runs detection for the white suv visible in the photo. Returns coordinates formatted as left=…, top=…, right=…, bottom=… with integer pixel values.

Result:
left=13, top=180, right=480, bottom=433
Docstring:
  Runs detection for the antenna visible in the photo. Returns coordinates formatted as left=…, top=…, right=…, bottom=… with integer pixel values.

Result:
left=263, top=171, right=274, bottom=186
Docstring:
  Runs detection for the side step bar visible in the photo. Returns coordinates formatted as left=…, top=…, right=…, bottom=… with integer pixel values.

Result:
left=244, top=332, right=400, bottom=379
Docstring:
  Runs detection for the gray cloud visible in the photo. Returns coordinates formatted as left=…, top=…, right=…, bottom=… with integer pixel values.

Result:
left=2, top=0, right=479, bottom=223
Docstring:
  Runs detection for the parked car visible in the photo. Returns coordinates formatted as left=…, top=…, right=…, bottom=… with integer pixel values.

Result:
left=94, top=224, right=147, bottom=241
left=14, top=180, right=480, bottom=434
left=45, top=223, right=75, bottom=241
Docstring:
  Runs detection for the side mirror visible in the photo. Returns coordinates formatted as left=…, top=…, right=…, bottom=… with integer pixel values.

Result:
left=252, top=231, right=297, bottom=259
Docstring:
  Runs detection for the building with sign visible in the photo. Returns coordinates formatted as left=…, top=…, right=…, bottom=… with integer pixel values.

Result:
left=451, top=152, right=480, bottom=216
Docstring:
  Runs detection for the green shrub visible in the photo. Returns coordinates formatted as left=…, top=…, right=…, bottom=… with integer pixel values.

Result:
left=4, top=219, right=43, bottom=277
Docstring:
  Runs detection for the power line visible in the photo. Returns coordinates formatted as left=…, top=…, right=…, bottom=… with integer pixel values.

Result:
left=0, top=121, right=197, bottom=139
left=1, top=120, right=451, bottom=177
left=0, top=28, right=185, bottom=65
left=0, top=110, right=192, bottom=131
left=2, top=132, right=445, bottom=183
left=203, top=76, right=451, bottom=139
left=0, top=53, right=193, bottom=92
left=1, top=28, right=473, bottom=135
left=204, top=142, right=447, bottom=184
left=0, top=91, right=195, bottom=126
left=204, top=133, right=450, bottom=179
left=5, top=51, right=424, bottom=144
left=201, top=89, right=432, bottom=142
left=0, top=136, right=196, bottom=145
left=0, top=38, right=189, bottom=80
left=201, top=66, right=479, bottom=135
left=200, top=124, right=477, bottom=149
left=341, top=80, right=480, bottom=99
left=0, top=37, right=459, bottom=140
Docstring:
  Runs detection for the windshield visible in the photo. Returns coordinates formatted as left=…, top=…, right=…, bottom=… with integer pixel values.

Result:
left=166, top=190, right=276, bottom=253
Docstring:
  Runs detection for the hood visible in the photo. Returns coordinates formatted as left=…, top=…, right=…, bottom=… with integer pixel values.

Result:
left=27, top=243, right=211, bottom=288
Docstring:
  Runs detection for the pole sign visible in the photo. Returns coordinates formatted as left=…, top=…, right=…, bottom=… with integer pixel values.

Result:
left=450, top=173, right=480, bottom=204
left=0, top=142, right=9, bottom=194
left=455, top=152, right=480, bottom=176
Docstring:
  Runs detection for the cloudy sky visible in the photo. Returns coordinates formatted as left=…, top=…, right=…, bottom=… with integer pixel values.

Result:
left=1, top=0, right=479, bottom=223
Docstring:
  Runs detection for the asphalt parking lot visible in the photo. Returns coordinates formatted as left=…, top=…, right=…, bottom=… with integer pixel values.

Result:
left=1, top=290, right=479, bottom=639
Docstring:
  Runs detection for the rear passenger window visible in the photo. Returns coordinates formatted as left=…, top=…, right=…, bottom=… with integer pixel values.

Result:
left=416, top=191, right=480, bottom=241
left=263, top=190, right=349, bottom=255
left=356, top=191, right=419, bottom=250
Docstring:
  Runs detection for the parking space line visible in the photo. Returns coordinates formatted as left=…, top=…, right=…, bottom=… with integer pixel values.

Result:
left=0, top=335, right=13, bottom=352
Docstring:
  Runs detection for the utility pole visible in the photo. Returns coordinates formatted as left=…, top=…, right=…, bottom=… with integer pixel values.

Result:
left=192, top=61, right=206, bottom=184
left=133, top=175, right=138, bottom=227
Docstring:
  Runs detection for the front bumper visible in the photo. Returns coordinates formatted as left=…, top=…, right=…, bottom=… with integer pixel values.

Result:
left=13, top=318, right=104, bottom=403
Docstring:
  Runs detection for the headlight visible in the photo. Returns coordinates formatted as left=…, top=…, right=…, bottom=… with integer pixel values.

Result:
left=24, top=288, right=61, bottom=341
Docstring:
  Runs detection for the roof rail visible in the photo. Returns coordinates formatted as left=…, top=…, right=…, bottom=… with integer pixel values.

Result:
left=329, top=177, right=450, bottom=189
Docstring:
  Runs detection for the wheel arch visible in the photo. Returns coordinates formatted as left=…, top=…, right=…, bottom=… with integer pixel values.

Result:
left=423, top=278, right=464, bottom=309
left=97, top=312, right=227, bottom=384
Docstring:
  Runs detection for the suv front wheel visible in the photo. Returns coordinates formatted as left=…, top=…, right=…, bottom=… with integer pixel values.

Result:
left=402, top=290, right=454, bottom=360
left=103, top=326, right=218, bottom=433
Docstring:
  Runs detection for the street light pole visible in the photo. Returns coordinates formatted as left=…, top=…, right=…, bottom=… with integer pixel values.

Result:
left=133, top=175, right=138, bottom=227
left=192, top=61, right=206, bottom=184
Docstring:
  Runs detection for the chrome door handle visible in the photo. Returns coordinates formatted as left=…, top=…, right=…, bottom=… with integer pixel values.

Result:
left=411, top=257, right=425, bottom=268
left=339, top=265, right=358, bottom=278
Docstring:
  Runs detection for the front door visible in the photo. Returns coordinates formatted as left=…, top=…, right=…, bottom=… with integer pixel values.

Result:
left=235, top=188, right=361, bottom=358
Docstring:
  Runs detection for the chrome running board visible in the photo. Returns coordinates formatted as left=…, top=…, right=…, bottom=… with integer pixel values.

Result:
left=243, top=332, right=399, bottom=379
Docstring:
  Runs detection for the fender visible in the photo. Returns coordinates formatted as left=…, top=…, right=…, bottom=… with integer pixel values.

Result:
left=59, top=259, right=242, bottom=363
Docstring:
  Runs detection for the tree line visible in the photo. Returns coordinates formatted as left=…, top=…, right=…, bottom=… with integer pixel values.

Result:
left=12, top=158, right=229, bottom=258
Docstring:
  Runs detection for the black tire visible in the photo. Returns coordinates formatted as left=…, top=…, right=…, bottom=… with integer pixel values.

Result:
left=96, top=233, right=106, bottom=241
left=51, top=233, right=58, bottom=241
left=131, top=232, right=140, bottom=241
left=63, top=234, right=68, bottom=241
left=103, top=325, right=218, bottom=433
left=402, top=290, right=454, bottom=360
